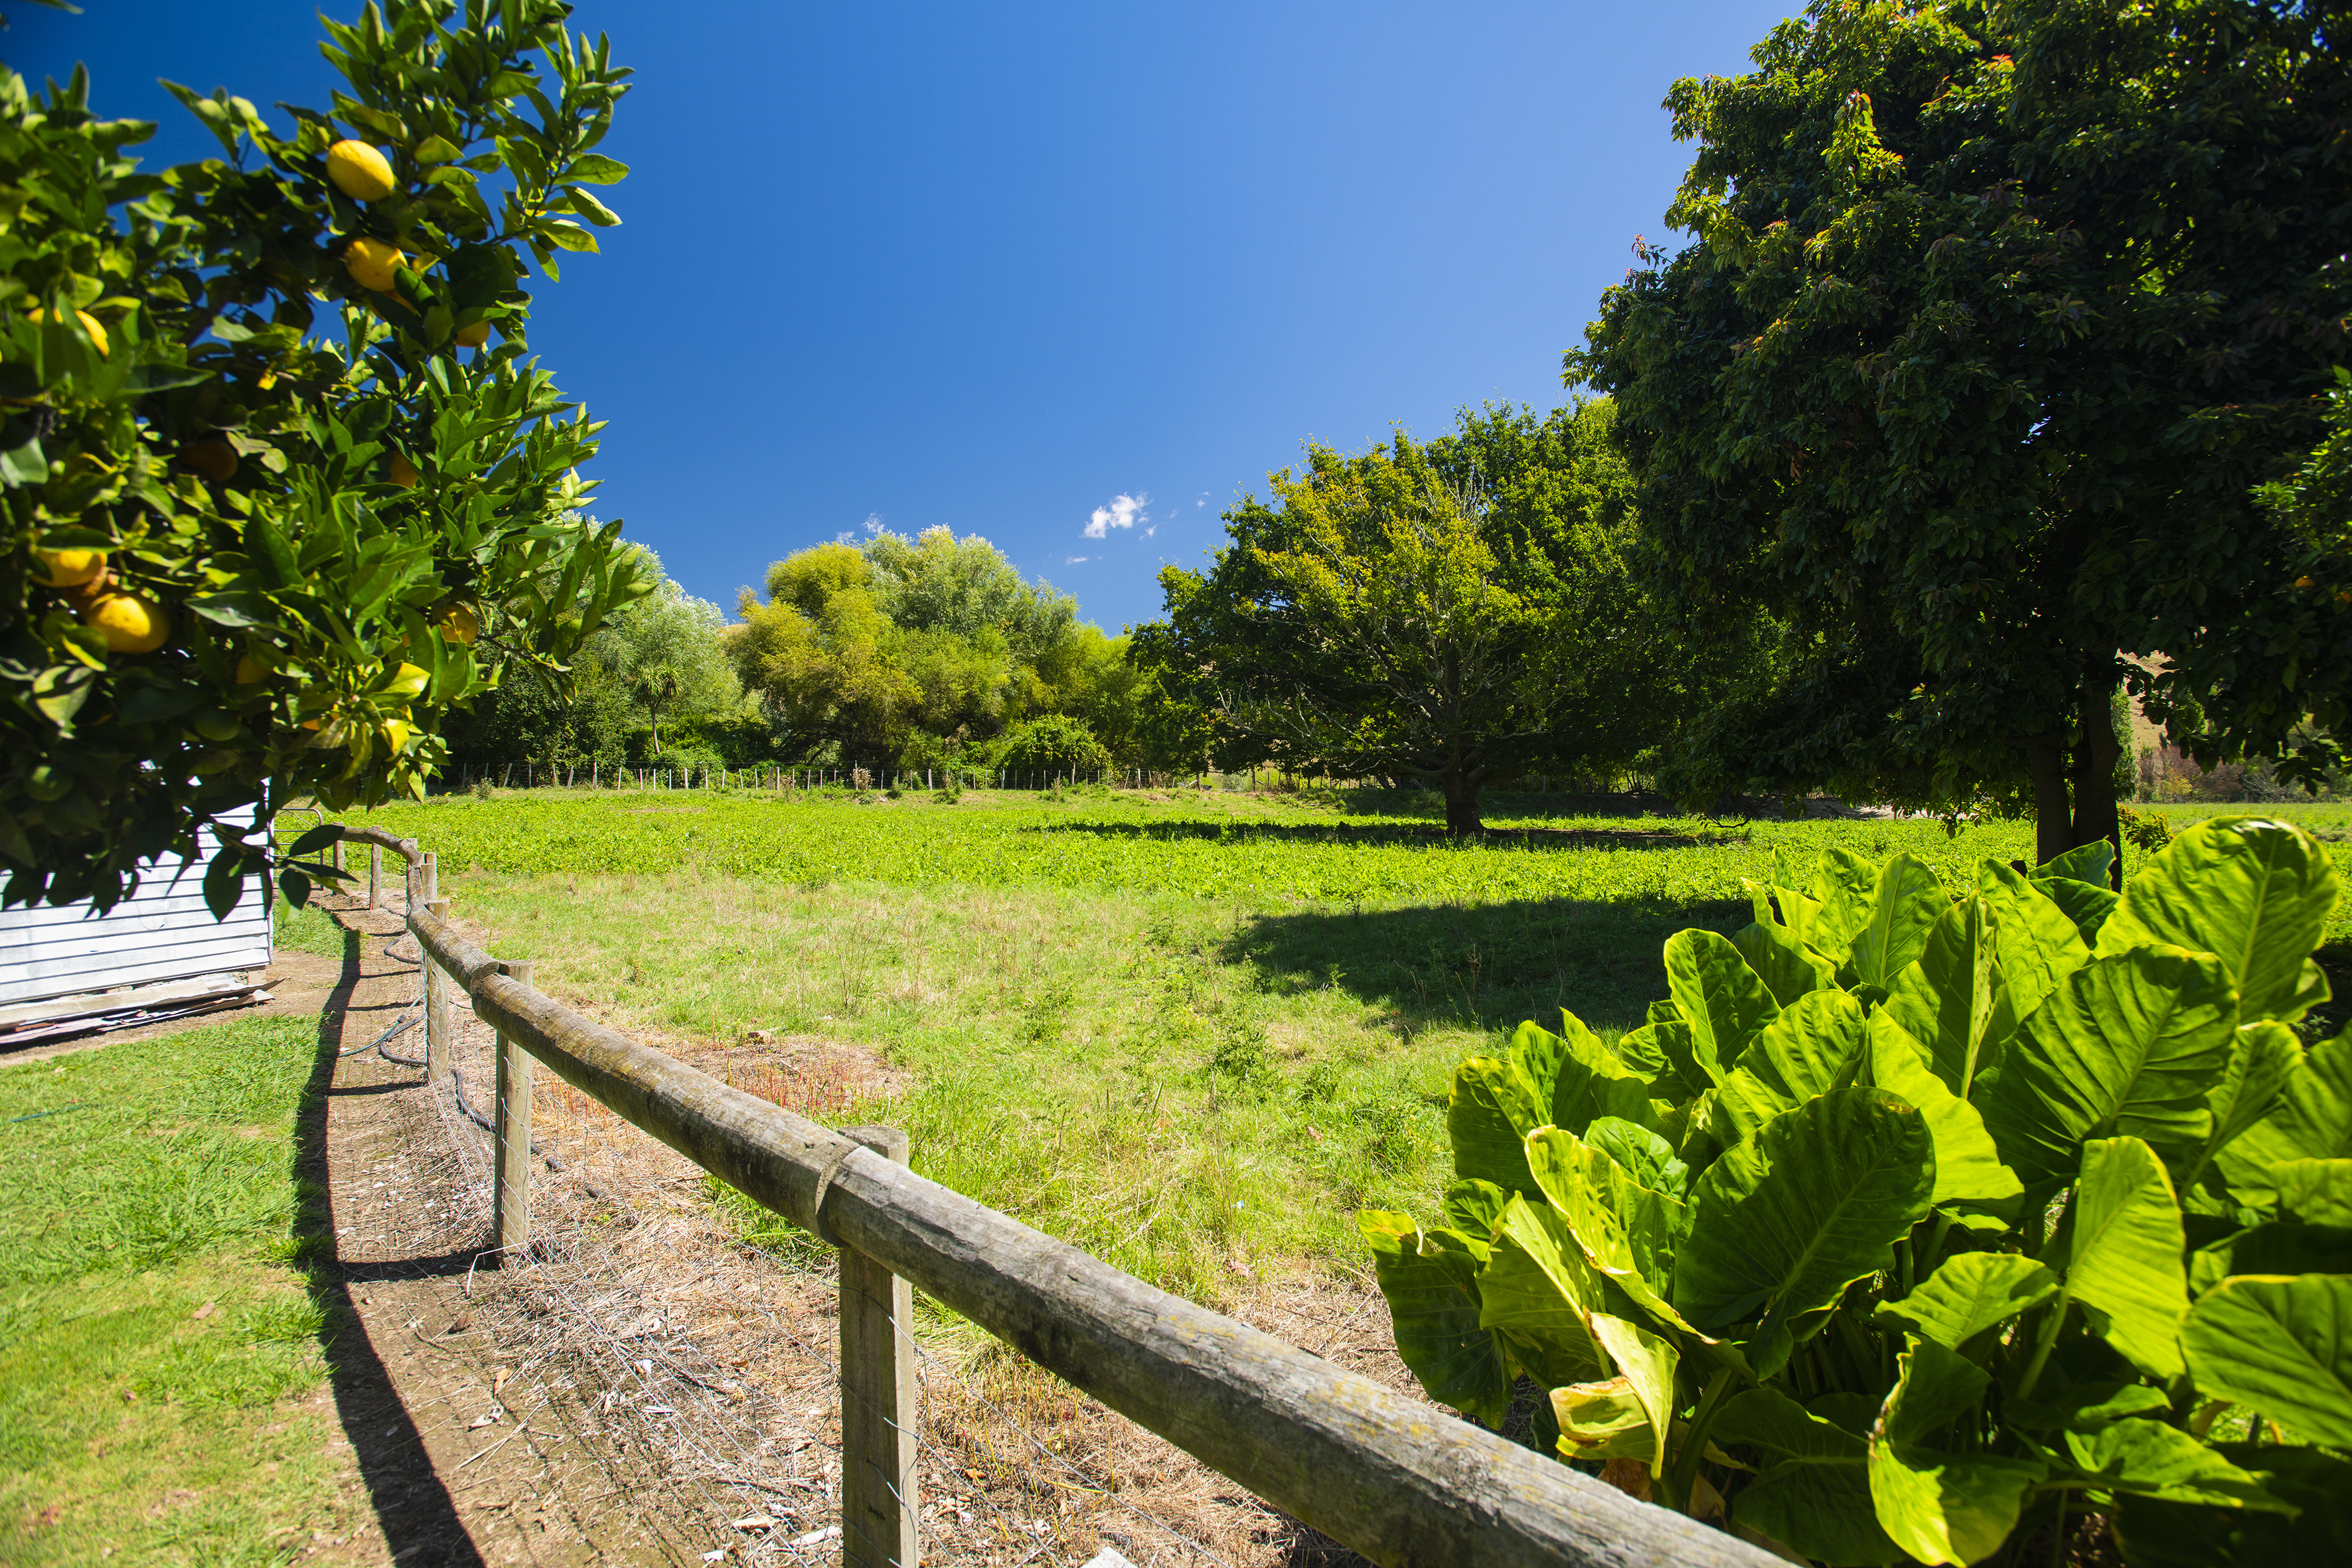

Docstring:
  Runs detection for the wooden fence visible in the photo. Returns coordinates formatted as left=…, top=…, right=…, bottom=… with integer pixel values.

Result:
left=337, top=824, right=1774, bottom=1568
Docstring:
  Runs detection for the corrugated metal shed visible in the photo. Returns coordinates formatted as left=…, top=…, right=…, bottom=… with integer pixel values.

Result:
left=0, top=832, right=272, bottom=1010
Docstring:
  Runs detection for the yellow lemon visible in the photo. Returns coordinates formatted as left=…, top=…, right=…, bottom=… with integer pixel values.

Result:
left=325, top=139, right=397, bottom=201
left=80, top=593, right=170, bottom=654
left=234, top=653, right=270, bottom=684
left=435, top=603, right=479, bottom=645
left=33, top=547, right=107, bottom=588
left=388, top=453, right=420, bottom=488
left=343, top=237, right=406, bottom=293
left=181, top=437, right=239, bottom=483
left=31, top=307, right=108, bottom=356
left=454, top=319, right=491, bottom=348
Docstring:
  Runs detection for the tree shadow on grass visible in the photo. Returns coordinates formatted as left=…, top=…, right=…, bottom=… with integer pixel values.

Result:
left=1041, top=819, right=1738, bottom=852
left=1228, top=893, right=1749, bottom=1037
left=292, top=922, right=485, bottom=1566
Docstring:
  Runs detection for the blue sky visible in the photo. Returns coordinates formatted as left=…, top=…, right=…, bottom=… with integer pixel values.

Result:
left=13, top=1, right=1792, bottom=633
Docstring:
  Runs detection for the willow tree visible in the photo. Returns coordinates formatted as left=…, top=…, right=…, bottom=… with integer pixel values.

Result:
left=1575, top=0, right=2352, bottom=874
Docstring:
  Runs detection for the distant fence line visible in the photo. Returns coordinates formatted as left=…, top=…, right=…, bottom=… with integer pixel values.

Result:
left=431, top=761, right=1634, bottom=798
left=329, top=823, right=1773, bottom=1568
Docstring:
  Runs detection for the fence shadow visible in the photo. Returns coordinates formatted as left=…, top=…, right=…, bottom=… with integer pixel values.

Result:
left=1227, top=893, right=1749, bottom=1037
left=291, top=925, right=485, bottom=1567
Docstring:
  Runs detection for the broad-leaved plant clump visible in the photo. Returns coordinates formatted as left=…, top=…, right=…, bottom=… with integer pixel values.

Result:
left=1365, top=815, right=2349, bottom=1565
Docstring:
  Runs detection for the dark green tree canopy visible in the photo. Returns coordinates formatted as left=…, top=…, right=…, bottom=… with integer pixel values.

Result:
left=1575, top=0, right=2352, bottom=864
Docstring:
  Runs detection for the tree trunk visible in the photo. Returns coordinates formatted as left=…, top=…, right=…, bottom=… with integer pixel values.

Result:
left=2025, top=736, right=2073, bottom=870
left=2069, top=677, right=2124, bottom=891
left=1441, top=773, right=1483, bottom=835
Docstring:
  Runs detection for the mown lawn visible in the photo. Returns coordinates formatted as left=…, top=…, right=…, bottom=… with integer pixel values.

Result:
left=336, top=785, right=2352, bottom=1300
left=0, top=1016, right=351, bottom=1566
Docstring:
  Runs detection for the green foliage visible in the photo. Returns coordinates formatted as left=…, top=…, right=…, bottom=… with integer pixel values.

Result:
left=990, top=713, right=1111, bottom=778
left=1, top=0, right=649, bottom=913
left=1574, top=0, right=2352, bottom=861
left=1367, top=814, right=2352, bottom=1563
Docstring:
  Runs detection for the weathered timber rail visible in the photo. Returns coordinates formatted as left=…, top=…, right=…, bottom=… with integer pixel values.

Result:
left=333, top=824, right=1774, bottom=1568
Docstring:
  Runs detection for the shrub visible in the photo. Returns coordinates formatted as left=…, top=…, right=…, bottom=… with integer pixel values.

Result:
left=991, top=715, right=1112, bottom=781
left=1364, top=815, right=2350, bottom=1563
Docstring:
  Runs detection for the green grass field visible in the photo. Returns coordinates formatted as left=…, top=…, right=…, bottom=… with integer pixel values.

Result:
left=0, top=1016, right=349, bottom=1565
left=335, top=786, right=2352, bottom=1300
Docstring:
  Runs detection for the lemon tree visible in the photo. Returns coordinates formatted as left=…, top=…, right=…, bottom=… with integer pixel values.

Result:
left=0, top=0, right=649, bottom=913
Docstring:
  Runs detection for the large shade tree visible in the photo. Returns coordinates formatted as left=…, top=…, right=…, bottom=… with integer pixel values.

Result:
left=1138, top=400, right=1715, bottom=832
left=1575, top=0, right=2352, bottom=874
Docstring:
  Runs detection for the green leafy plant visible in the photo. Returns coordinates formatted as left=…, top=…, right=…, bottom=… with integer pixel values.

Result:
left=1364, top=815, right=2352, bottom=1564
left=2, top=0, right=649, bottom=913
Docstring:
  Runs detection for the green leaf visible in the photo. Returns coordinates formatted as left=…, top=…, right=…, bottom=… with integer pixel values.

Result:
left=2063, top=1417, right=2290, bottom=1509
left=1976, top=859, right=2091, bottom=1026
left=2035, top=874, right=2120, bottom=944
left=1673, top=1087, right=1936, bottom=1376
left=2098, top=816, right=2342, bottom=1024
left=567, top=185, right=622, bottom=226
left=1808, top=846, right=1881, bottom=959
left=1476, top=1194, right=1614, bottom=1389
left=1868, top=1013, right=2023, bottom=1206
left=542, top=220, right=599, bottom=253
left=2185, top=1021, right=2303, bottom=1191
left=2042, top=841, right=2116, bottom=886
left=1884, top=894, right=1999, bottom=1098
left=2193, top=1219, right=2352, bottom=1296
left=1616, top=1020, right=1703, bottom=1097
left=1734, top=917, right=1836, bottom=1007
left=1538, top=1016, right=1657, bottom=1136
left=1714, top=988, right=1871, bottom=1145
left=1851, top=852, right=1950, bottom=989
left=2217, top=1030, right=2352, bottom=1206
left=2181, top=1274, right=2352, bottom=1447
left=1447, top=1054, right=1546, bottom=1196
left=1663, top=928, right=1775, bottom=1084
left=1587, top=1311, right=1678, bottom=1474
left=1868, top=1338, right=2047, bottom=1566
left=185, top=591, right=289, bottom=631
left=414, top=133, right=463, bottom=163
left=1441, top=1178, right=1512, bottom=1237
left=2069, top=1137, right=2189, bottom=1380
left=565, top=152, right=630, bottom=183
left=1982, top=945, right=2236, bottom=1184
left=1583, top=1116, right=1687, bottom=1200
left=1874, top=1251, right=2057, bottom=1350
left=2274, top=1159, right=2352, bottom=1226
left=1526, top=1126, right=1695, bottom=1332
left=1359, top=1211, right=1512, bottom=1425
left=1717, top=1388, right=1901, bottom=1568
left=1549, top=1374, right=1656, bottom=1463
left=2114, top=1443, right=2352, bottom=1568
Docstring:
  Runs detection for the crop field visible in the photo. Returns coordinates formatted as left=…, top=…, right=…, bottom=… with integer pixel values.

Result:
left=333, top=786, right=2352, bottom=1300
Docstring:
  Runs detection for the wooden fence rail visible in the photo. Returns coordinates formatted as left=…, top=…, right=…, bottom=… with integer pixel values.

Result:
left=333, top=824, right=1772, bottom=1568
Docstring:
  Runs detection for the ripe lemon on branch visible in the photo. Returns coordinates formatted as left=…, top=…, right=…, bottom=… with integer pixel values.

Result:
left=33, top=548, right=106, bottom=588
left=325, top=139, right=396, bottom=201
left=388, top=453, right=420, bottom=487
left=342, top=236, right=406, bottom=292
left=80, top=593, right=170, bottom=655
left=435, top=603, right=479, bottom=644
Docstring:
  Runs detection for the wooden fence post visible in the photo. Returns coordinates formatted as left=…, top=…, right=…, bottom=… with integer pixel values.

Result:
left=421, top=851, right=437, bottom=907
left=368, top=844, right=382, bottom=910
left=491, top=959, right=534, bottom=1266
left=838, top=1123, right=918, bottom=1568
left=424, top=898, right=451, bottom=1080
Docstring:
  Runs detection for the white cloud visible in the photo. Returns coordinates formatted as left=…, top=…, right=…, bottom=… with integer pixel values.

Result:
left=1065, top=554, right=1089, bottom=564
left=1083, top=492, right=1147, bottom=539
left=1144, top=526, right=1156, bottom=538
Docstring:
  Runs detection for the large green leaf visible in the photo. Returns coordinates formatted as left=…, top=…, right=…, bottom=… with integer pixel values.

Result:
left=1869, top=1338, right=2046, bottom=1566
left=2068, top=1137, right=2189, bottom=1381
left=1446, top=1054, right=1547, bottom=1196
left=2062, top=1417, right=2291, bottom=1510
left=1674, top=1087, right=1936, bottom=1376
left=1358, top=1212, right=1512, bottom=1423
left=1716, top=1387, right=1900, bottom=1566
left=2035, top=874, right=2120, bottom=945
left=2185, top=1022, right=2303, bottom=1190
left=2217, top=1029, right=2352, bottom=1206
left=2114, top=1443, right=2352, bottom=1568
left=1715, top=988, right=1871, bottom=1145
left=1869, top=1014, right=2023, bottom=1206
left=1734, top=917, right=1837, bottom=1008
left=1809, top=846, right=1882, bottom=959
left=1536, top=1016, right=1659, bottom=1136
left=1874, top=1251, right=2057, bottom=1350
left=1550, top=1375, right=1656, bottom=1464
left=1976, top=860, right=2091, bottom=1027
left=2181, top=1273, right=2352, bottom=1447
left=1526, top=1126, right=1695, bottom=1332
left=1583, top=1116, right=1689, bottom=1199
left=2275, top=1159, right=2352, bottom=1227
left=1614, top=1020, right=1703, bottom=1097
left=2097, top=816, right=2341, bottom=1024
left=1441, top=1178, right=1512, bottom=1238
left=2041, top=840, right=2115, bottom=886
left=2191, top=1219, right=2352, bottom=1297
left=1851, top=852, right=1952, bottom=990
left=1663, top=928, right=1775, bottom=1084
left=1587, top=1311, right=1677, bottom=1476
left=1883, top=895, right=1999, bottom=1097
left=1476, top=1194, right=1613, bottom=1389
left=1982, top=945, right=2236, bottom=1184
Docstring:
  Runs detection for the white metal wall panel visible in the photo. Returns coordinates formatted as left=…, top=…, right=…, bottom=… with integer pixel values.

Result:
left=0, top=828, right=273, bottom=1006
